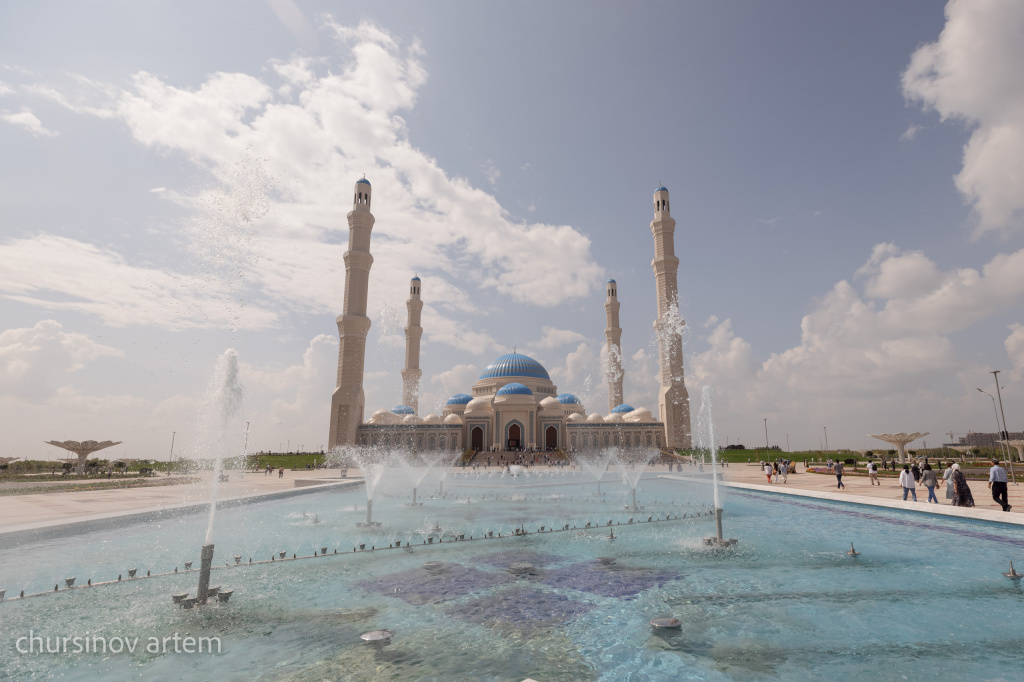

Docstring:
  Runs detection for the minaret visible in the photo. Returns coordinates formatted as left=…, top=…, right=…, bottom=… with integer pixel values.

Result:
left=402, top=275, right=423, bottom=413
left=650, top=186, right=692, bottom=449
left=604, top=278, right=624, bottom=412
left=329, top=178, right=375, bottom=449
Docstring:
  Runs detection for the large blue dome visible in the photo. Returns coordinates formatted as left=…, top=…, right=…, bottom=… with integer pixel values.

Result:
left=557, top=393, right=581, bottom=405
left=446, top=393, right=472, bottom=405
left=611, top=403, right=635, bottom=414
left=391, top=405, right=414, bottom=415
left=496, top=382, right=533, bottom=396
left=479, top=352, right=550, bottom=380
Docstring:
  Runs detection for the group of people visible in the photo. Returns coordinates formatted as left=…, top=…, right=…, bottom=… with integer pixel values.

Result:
left=895, top=459, right=1011, bottom=510
left=762, top=459, right=793, bottom=484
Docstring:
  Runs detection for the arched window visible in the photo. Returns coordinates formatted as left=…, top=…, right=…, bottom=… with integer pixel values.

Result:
left=646, top=434, right=652, bottom=447
left=613, top=433, right=619, bottom=446
left=371, top=436, right=378, bottom=446
left=428, top=435, right=435, bottom=450
left=438, top=436, right=445, bottom=449
left=656, top=433, right=662, bottom=447
left=604, top=433, right=610, bottom=447
left=571, top=435, right=577, bottom=450
left=416, top=436, right=424, bottom=450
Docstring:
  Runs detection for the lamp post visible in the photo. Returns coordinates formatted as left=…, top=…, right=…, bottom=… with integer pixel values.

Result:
left=168, top=431, right=176, bottom=475
left=823, top=426, right=829, bottom=454
left=763, top=418, right=769, bottom=452
left=989, top=372, right=1017, bottom=484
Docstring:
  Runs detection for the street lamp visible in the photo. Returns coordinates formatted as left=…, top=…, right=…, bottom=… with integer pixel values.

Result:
left=981, top=379, right=1017, bottom=484
left=979, top=389, right=1009, bottom=458
left=763, top=418, right=769, bottom=451
left=823, top=426, right=829, bottom=453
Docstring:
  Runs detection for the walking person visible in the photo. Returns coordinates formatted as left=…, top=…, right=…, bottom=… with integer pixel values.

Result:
left=943, top=461, right=955, bottom=503
left=868, top=460, right=879, bottom=486
left=780, top=461, right=789, bottom=484
left=772, top=461, right=779, bottom=483
left=899, top=464, right=917, bottom=501
left=911, top=461, right=921, bottom=483
left=951, top=463, right=975, bottom=507
left=921, top=463, right=939, bottom=503
left=834, top=460, right=846, bottom=489
left=989, top=460, right=1011, bottom=512
left=764, top=462, right=773, bottom=484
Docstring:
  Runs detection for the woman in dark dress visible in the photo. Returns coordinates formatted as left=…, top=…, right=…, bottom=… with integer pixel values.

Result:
left=951, top=463, right=975, bottom=507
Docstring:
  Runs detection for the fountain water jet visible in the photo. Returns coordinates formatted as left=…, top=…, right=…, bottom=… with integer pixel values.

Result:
left=618, top=446, right=655, bottom=510
left=579, top=449, right=618, bottom=496
left=192, top=349, right=244, bottom=603
left=696, top=385, right=735, bottom=547
left=340, top=445, right=390, bottom=527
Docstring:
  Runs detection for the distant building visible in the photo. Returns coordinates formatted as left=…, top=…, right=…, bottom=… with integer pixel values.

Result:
left=946, top=431, right=1024, bottom=448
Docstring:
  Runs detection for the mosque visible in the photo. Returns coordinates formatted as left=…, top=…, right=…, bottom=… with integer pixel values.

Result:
left=328, top=178, right=691, bottom=454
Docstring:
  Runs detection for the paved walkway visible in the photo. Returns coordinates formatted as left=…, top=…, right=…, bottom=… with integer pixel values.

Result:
left=721, top=463, right=1024, bottom=517
left=0, top=469, right=347, bottom=535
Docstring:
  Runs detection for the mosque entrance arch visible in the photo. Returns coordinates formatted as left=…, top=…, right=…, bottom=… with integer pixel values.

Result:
left=471, top=427, right=484, bottom=450
left=545, top=426, right=558, bottom=450
left=506, top=422, right=523, bottom=450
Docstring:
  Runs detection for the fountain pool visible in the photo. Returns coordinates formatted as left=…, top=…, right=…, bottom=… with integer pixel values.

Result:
left=2, top=477, right=1024, bottom=680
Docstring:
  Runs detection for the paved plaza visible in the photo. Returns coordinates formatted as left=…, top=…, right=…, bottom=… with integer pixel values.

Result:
left=4, top=460, right=1024, bottom=537
left=722, top=462, right=1024, bottom=516
left=0, top=469, right=345, bottom=535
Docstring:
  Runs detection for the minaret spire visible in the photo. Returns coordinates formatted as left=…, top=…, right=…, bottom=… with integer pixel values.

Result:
left=329, top=178, right=375, bottom=448
left=650, top=185, right=692, bottom=449
left=604, top=278, right=624, bottom=412
left=402, top=275, right=423, bottom=413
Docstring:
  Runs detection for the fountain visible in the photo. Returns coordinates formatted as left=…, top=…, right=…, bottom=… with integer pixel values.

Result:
left=617, top=446, right=654, bottom=510
left=696, top=386, right=735, bottom=547
left=194, top=349, right=244, bottom=604
left=578, top=448, right=618, bottom=496
left=341, top=445, right=390, bottom=527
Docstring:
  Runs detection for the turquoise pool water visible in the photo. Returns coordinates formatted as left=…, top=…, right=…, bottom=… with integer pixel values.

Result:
left=2, top=475, right=1023, bottom=681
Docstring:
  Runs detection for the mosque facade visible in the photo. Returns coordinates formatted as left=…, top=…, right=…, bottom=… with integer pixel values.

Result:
left=328, top=178, right=692, bottom=453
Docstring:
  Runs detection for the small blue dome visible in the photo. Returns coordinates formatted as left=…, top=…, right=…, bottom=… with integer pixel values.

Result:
left=411, top=275, right=420, bottom=281
left=356, top=178, right=371, bottom=186
left=446, top=393, right=472, bottom=405
left=557, top=393, right=581, bottom=405
left=655, top=186, right=668, bottom=193
left=496, top=382, right=533, bottom=396
left=607, top=278, right=616, bottom=284
left=479, top=352, right=550, bottom=380
left=611, top=403, right=634, bottom=414
left=391, top=405, right=414, bottom=415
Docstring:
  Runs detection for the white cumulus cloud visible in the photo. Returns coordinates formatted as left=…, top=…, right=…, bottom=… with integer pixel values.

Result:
left=903, top=0, right=1024, bottom=235
left=1, top=109, right=57, bottom=137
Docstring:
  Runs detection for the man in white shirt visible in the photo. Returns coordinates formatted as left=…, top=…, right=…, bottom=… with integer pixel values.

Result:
left=988, top=460, right=1011, bottom=512
left=868, top=460, right=879, bottom=486
left=899, top=464, right=917, bottom=502
left=780, top=462, right=788, bottom=484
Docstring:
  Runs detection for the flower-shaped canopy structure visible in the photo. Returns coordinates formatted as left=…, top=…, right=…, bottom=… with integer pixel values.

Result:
left=868, top=432, right=928, bottom=465
left=44, top=440, right=122, bottom=474
left=998, top=440, right=1024, bottom=463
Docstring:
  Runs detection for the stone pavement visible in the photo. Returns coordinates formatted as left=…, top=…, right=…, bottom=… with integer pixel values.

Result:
left=0, top=469, right=347, bottom=535
left=721, top=462, right=1024, bottom=518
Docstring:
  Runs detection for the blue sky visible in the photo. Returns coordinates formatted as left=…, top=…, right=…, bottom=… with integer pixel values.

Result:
left=2, top=0, right=1023, bottom=458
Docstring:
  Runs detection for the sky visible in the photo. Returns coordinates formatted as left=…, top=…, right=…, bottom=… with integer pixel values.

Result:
left=2, top=0, right=1024, bottom=459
